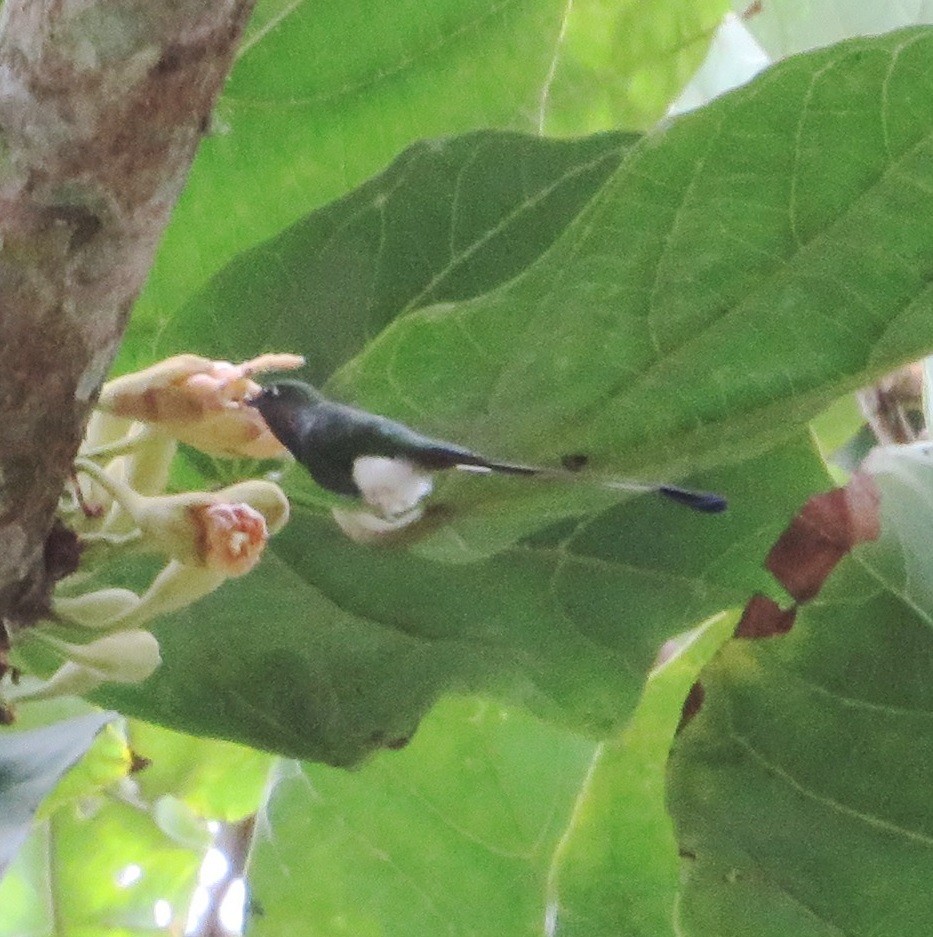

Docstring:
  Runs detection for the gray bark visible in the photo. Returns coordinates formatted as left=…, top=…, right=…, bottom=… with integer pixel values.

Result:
left=0, top=1, right=256, bottom=645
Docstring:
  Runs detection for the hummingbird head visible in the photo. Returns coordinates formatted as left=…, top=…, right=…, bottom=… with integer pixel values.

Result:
left=246, top=379, right=324, bottom=451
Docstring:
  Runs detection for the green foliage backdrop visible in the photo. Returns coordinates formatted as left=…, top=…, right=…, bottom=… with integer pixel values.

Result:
left=3, top=3, right=933, bottom=936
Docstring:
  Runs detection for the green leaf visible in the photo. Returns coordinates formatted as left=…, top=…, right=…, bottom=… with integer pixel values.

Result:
left=330, top=28, right=933, bottom=557
left=103, top=31, right=933, bottom=763
left=0, top=794, right=203, bottom=936
left=0, top=711, right=115, bottom=878
left=97, top=437, right=827, bottom=765
left=668, top=446, right=933, bottom=934
left=128, top=721, right=273, bottom=822
left=122, top=0, right=583, bottom=367
left=547, top=611, right=738, bottom=937
left=165, top=28, right=933, bottom=544
left=36, top=721, right=130, bottom=819
left=247, top=696, right=595, bottom=937
left=543, top=0, right=730, bottom=134
left=154, top=129, right=634, bottom=385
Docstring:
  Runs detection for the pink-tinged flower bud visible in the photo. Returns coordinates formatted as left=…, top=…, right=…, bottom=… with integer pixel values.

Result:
left=218, top=479, right=290, bottom=534
left=193, top=502, right=268, bottom=577
left=75, top=461, right=289, bottom=574
left=96, top=353, right=304, bottom=459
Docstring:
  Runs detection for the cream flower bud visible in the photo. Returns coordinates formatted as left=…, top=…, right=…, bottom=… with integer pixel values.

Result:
left=9, top=630, right=162, bottom=703
left=54, top=588, right=141, bottom=628
left=109, top=561, right=229, bottom=630
left=5, top=666, right=104, bottom=704
left=43, top=631, right=162, bottom=683
left=96, top=353, right=305, bottom=459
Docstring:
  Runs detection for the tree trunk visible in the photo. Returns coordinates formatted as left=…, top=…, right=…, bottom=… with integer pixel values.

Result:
left=0, top=0, right=256, bottom=642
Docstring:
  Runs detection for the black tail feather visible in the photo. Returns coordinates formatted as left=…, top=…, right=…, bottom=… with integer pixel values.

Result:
left=658, top=485, right=728, bottom=513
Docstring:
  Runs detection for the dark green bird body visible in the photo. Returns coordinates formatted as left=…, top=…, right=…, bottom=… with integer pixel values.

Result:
left=248, top=379, right=726, bottom=515
left=249, top=380, right=534, bottom=501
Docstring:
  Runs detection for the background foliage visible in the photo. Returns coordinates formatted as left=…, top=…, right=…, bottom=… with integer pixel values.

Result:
left=4, top=2, right=933, bottom=935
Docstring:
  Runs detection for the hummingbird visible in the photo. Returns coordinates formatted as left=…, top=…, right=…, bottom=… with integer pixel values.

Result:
left=247, top=380, right=726, bottom=520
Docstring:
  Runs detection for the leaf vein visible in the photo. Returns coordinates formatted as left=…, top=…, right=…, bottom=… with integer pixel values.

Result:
left=731, top=731, right=933, bottom=848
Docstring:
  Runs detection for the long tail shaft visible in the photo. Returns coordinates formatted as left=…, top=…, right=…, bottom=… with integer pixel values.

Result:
left=454, top=459, right=726, bottom=513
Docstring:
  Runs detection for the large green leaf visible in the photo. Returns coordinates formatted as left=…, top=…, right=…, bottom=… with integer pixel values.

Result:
left=667, top=445, right=933, bottom=934
left=243, top=617, right=731, bottom=937
left=328, top=27, right=933, bottom=557
left=151, top=26, right=933, bottom=547
left=158, top=29, right=933, bottom=532
left=122, top=0, right=582, bottom=367
left=98, top=438, right=827, bottom=765
left=153, top=129, right=634, bottom=384
left=546, top=611, right=738, bottom=937
left=0, top=711, right=115, bottom=878
left=97, top=30, right=933, bottom=763
left=247, top=696, right=595, bottom=937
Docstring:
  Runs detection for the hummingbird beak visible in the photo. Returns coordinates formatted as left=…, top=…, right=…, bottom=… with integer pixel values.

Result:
left=243, top=387, right=271, bottom=408
left=244, top=385, right=282, bottom=408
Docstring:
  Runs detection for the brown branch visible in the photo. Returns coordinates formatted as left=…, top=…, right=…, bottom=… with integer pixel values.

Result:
left=187, top=814, right=257, bottom=937
left=0, top=0, right=257, bottom=634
